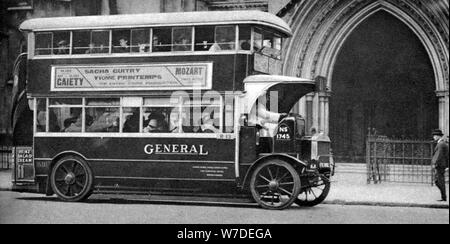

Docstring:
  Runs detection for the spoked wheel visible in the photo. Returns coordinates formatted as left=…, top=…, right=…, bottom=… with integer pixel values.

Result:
left=295, top=174, right=330, bottom=207
left=250, top=160, right=301, bottom=210
left=50, top=156, right=93, bottom=202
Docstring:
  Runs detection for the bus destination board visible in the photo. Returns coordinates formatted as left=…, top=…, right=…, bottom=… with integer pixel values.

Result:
left=14, top=147, right=34, bottom=181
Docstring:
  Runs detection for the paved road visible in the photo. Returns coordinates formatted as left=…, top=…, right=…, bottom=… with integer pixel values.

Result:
left=0, top=191, right=448, bottom=224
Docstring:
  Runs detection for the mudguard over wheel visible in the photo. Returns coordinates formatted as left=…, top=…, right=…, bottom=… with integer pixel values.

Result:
left=250, top=159, right=301, bottom=210
left=50, top=155, right=93, bottom=202
left=295, top=174, right=330, bottom=207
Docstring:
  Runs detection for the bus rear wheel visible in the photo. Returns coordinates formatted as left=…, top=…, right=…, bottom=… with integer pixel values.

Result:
left=250, top=160, right=301, bottom=210
left=50, top=156, right=93, bottom=202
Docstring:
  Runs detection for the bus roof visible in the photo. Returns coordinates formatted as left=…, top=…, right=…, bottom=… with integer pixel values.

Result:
left=20, top=10, right=292, bottom=37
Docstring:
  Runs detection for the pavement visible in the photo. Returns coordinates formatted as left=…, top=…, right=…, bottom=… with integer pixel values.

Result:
left=1, top=164, right=449, bottom=209
left=326, top=164, right=449, bottom=209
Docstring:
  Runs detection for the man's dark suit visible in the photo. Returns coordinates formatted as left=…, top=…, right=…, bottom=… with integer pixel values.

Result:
left=432, top=139, right=449, bottom=201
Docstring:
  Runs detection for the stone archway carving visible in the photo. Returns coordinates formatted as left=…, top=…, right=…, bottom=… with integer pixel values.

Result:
left=282, top=0, right=449, bottom=135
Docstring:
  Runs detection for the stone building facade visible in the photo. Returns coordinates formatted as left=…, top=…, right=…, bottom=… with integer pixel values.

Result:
left=278, top=0, right=449, bottom=162
left=0, top=0, right=448, bottom=163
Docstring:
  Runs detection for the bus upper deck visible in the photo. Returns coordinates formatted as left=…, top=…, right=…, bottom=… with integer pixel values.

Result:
left=20, top=11, right=290, bottom=96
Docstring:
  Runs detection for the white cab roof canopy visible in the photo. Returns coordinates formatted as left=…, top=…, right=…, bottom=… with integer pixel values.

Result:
left=20, top=10, right=292, bottom=37
left=243, top=75, right=315, bottom=114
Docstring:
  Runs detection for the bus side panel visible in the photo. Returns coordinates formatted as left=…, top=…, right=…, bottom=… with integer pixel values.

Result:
left=238, top=126, right=258, bottom=188
left=34, top=137, right=237, bottom=188
left=28, top=54, right=250, bottom=95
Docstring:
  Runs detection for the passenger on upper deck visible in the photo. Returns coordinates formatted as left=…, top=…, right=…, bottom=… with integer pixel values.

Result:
left=55, top=40, right=69, bottom=55
left=240, top=40, right=251, bottom=51
left=152, top=35, right=161, bottom=52
left=173, top=36, right=191, bottom=51
left=114, top=38, right=130, bottom=53
left=85, top=43, right=96, bottom=54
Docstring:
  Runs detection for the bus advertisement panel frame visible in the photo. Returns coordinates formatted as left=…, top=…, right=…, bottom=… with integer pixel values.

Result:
left=50, top=62, right=213, bottom=92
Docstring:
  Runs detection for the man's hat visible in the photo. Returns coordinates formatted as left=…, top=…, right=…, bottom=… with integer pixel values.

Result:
left=432, top=129, right=444, bottom=136
left=58, top=40, right=67, bottom=46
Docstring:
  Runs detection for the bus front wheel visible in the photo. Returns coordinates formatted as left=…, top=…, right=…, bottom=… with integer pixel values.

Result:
left=250, top=159, right=301, bottom=210
left=295, top=175, right=330, bottom=207
left=50, top=156, right=93, bottom=202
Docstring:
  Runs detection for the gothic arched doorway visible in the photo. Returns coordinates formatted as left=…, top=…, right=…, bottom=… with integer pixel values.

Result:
left=329, top=11, right=438, bottom=163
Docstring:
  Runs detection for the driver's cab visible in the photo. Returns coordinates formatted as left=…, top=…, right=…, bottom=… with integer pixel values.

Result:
left=241, top=75, right=333, bottom=171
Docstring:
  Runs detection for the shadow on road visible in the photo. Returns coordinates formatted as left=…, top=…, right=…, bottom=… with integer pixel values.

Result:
left=14, top=195, right=324, bottom=211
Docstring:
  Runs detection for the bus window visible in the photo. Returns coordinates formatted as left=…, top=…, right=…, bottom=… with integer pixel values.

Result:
left=142, top=97, right=176, bottom=133
left=72, top=31, right=90, bottom=54
left=224, top=100, right=234, bottom=133
left=214, top=26, right=236, bottom=51
left=49, top=98, right=83, bottom=133
left=169, top=107, right=182, bottom=133
left=253, top=28, right=263, bottom=52
left=85, top=98, right=120, bottom=133
left=122, top=107, right=140, bottom=133
left=172, top=27, right=192, bottom=52
left=182, top=99, right=221, bottom=134
left=131, top=29, right=150, bottom=53
left=273, top=36, right=282, bottom=51
left=50, top=98, right=83, bottom=106
left=152, top=28, right=172, bottom=52
left=36, top=99, right=47, bottom=132
left=91, top=30, right=110, bottom=54
left=35, top=32, right=53, bottom=55
left=74, top=30, right=110, bottom=54
left=195, top=26, right=214, bottom=51
left=239, top=25, right=251, bottom=51
left=53, top=31, right=70, bottom=55
left=112, top=29, right=131, bottom=53
left=142, top=108, right=171, bottom=133
left=262, top=31, right=282, bottom=59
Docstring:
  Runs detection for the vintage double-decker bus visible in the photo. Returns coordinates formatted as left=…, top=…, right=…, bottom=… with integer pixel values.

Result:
left=11, top=10, right=332, bottom=210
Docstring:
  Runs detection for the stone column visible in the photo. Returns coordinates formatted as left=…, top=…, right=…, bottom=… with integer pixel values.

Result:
left=305, top=93, right=315, bottom=134
left=436, top=90, right=449, bottom=136
left=296, top=97, right=306, bottom=117
left=318, top=91, right=331, bottom=135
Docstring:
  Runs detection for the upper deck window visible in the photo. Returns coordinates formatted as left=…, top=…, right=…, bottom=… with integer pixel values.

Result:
left=254, top=27, right=282, bottom=59
left=211, top=26, right=235, bottom=51
left=172, top=27, right=193, bottom=52
left=131, top=29, right=150, bottom=53
left=195, top=26, right=214, bottom=51
left=35, top=31, right=70, bottom=55
left=253, top=28, right=263, bottom=52
left=239, top=25, right=251, bottom=51
left=152, top=27, right=172, bottom=52
left=73, top=30, right=110, bottom=54
left=32, top=25, right=286, bottom=57
left=53, top=31, right=70, bottom=55
left=35, top=32, right=53, bottom=55
left=112, top=29, right=131, bottom=53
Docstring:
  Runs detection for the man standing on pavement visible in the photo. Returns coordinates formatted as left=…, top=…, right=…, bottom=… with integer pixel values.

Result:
left=432, top=129, right=449, bottom=202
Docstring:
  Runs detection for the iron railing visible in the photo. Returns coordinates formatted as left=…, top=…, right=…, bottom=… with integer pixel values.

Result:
left=0, top=146, right=13, bottom=170
left=366, top=134, right=437, bottom=185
